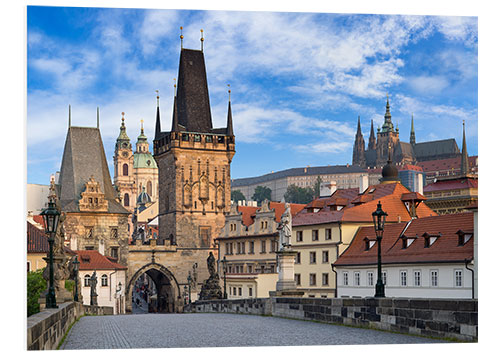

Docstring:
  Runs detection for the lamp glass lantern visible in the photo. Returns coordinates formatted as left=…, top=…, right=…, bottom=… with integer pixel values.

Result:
left=41, top=200, right=60, bottom=236
left=40, top=199, right=61, bottom=308
left=372, top=201, right=387, bottom=239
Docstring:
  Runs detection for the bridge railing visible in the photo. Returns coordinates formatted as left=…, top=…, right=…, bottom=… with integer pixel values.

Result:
left=190, top=297, right=477, bottom=342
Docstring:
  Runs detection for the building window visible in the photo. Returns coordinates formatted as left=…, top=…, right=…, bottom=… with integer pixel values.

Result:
left=249, top=287, right=253, bottom=297
left=295, top=252, right=301, bottom=264
left=354, top=272, right=360, bottom=286
left=295, top=274, right=301, bottom=286
left=84, top=274, right=91, bottom=287
left=431, top=270, right=439, bottom=287
left=123, top=163, right=128, bottom=176
left=238, top=287, right=242, bottom=296
left=414, top=270, right=421, bottom=286
left=343, top=272, right=349, bottom=286
left=312, top=230, right=319, bottom=241
left=233, top=287, right=237, bottom=296
left=309, top=251, right=316, bottom=264
left=322, top=250, right=329, bottom=263
left=182, top=133, right=189, bottom=141
left=382, top=271, right=387, bottom=285
left=249, top=241, right=254, bottom=254
left=269, top=265, right=275, bottom=273
left=322, top=273, right=329, bottom=286
left=400, top=271, right=407, bottom=286
left=309, top=273, right=316, bottom=286
left=110, top=247, right=118, bottom=259
left=270, top=240, right=276, bottom=253
left=455, top=270, right=463, bottom=287
left=325, top=228, right=332, bottom=240
left=194, top=134, right=201, bottom=142
left=247, top=265, right=253, bottom=273
left=101, top=274, right=108, bottom=287
left=296, top=231, right=303, bottom=242
left=367, top=271, right=374, bottom=286
left=124, top=193, right=130, bottom=207
left=261, top=240, right=266, bottom=253
left=110, top=228, right=118, bottom=239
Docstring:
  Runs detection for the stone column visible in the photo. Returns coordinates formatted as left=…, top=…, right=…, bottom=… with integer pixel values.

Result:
left=276, top=250, right=298, bottom=291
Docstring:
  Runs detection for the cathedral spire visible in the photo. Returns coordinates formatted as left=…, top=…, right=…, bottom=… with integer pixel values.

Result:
left=461, top=120, right=469, bottom=175
left=381, top=94, right=394, bottom=133
left=368, top=119, right=376, bottom=150
left=154, top=90, right=161, bottom=140
left=226, top=84, right=234, bottom=136
left=68, top=104, right=71, bottom=128
left=356, top=115, right=362, bottom=135
left=410, top=113, right=416, bottom=145
left=352, top=115, right=366, bottom=167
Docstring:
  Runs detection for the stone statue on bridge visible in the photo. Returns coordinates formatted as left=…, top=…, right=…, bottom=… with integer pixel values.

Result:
left=277, top=203, right=292, bottom=251
left=198, top=252, right=223, bottom=301
left=90, top=270, right=98, bottom=305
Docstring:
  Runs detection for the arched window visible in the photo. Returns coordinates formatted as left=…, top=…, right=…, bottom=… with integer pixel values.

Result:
left=147, top=181, right=152, bottom=196
left=123, top=163, right=128, bottom=176
left=84, top=274, right=91, bottom=287
left=101, top=274, right=108, bottom=287
left=124, top=193, right=130, bottom=207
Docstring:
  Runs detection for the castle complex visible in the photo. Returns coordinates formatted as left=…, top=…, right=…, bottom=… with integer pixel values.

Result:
left=352, top=96, right=462, bottom=168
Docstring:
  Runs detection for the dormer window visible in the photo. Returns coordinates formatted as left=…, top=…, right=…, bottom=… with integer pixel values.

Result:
left=368, top=188, right=376, bottom=194
left=456, top=230, right=473, bottom=246
left=364, top=238, right=375, bottom=251
left=423, top=233, right=440, bottom=248
left=401, top=237, right=415, bottom=249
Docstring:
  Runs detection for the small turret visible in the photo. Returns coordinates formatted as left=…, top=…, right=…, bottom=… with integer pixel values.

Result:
left=410, top=114, right=416, bottom=145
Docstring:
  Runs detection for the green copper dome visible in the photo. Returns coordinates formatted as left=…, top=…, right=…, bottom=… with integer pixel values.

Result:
left=133, top=152, right=158, bottom=169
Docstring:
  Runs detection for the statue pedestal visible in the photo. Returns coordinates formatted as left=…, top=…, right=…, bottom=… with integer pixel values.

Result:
left=274, top=250, right=303, bottom=296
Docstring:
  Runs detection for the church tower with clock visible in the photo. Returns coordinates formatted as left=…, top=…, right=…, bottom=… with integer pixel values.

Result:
left=113, top=112, right=136, bottom=211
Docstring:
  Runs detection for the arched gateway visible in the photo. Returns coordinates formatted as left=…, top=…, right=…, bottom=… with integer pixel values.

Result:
left=126, top=263, right=183, bottom=313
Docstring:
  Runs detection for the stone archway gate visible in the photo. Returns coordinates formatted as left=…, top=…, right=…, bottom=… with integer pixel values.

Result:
left=126, top=240, right=217, bottom=313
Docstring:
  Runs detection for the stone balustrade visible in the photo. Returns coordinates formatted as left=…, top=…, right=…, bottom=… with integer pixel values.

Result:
left=191, top=297, right=477, bottom=342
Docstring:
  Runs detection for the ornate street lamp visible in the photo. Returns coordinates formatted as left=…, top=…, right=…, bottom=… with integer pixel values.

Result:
left=40, top=199, right=60, bottom=308
left=187, top=272, right=192, bottom=304
left=221, top=256, right=228, bottom=299
left=72, top=255, right=80, bottom=302
left=372, top=201, right=388, bottom=298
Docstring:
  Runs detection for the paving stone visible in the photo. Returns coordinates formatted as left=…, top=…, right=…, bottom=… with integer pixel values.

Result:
left=61, top=313, right=446, bottom=349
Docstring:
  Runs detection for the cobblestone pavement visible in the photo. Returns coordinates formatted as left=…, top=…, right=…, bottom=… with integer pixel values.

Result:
left=61, top=313, right=445, bottom=349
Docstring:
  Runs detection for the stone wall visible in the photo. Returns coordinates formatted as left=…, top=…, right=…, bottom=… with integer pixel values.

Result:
left=27, top=301, right=84, bottom=350
left=191, top=297, right=477, bottom=342
left=83, top=305, right=114, bottom=315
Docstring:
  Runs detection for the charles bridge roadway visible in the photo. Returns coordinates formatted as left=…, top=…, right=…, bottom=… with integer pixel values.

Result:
left=60, top=313, right=445, bottom=349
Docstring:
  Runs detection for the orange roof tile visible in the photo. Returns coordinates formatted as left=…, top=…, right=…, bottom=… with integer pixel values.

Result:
left=334, top=212, right=473, bottom=266
left=424, top=177, right=478, bottom=192
left=27, top=221, right=48, bottom=253
left=237, top=206, right=259, bottom=227
left=74, top=250, right=127, bottom=271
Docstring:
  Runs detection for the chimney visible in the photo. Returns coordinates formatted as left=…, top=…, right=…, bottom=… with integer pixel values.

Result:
left=320, top=181, right=337, bottom=197
left=417, top=173, right=424, bottom=195
left=358, top=175, right=369, bottom=193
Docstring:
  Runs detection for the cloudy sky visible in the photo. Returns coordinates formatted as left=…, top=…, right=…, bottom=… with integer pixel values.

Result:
left=27, top=5, right=478, bottom=185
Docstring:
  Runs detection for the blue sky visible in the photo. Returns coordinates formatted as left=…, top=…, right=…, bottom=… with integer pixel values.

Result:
left=27, top=5, right=478, bottom=185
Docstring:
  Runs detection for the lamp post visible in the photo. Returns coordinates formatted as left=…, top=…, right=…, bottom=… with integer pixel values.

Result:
left=187, top=273, right=192, bottom=304
left=221, top=256, right=228, bottom=299
left=372, top=201, right=388, bottom=298
left=40, top=200, right=60, bottom=308
left=72, top=255, right=80, bottom=302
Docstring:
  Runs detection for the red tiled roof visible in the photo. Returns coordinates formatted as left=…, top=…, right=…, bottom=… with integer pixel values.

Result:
left=293, top=182, right=435, bottom=227
left=401, top=192, right=426, bottom=201
left=74, top=250, right=127, bottom=271
left=32, top=215, right=45, bottom=227
left=27, top=221, right=49, bottom=253
left=399, top=164, right=423, bottom=172
left=334, top=212, right=473, bottom=266
left=237, top=206, right=259, bottom=227
left=418, top=156, right=478, bottom=173
left=237, top=202, right=306, bottom=227
left=424, top=177, right=478, bottom=193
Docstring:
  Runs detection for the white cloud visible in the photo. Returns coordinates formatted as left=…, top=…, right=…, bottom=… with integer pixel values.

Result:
left=407, top=75, right=449, bottom=95
left=434, top=16, right=477, bottom=45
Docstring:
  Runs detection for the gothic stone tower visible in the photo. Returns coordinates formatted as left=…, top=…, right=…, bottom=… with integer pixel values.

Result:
left=113, top=113, right=135, bottom=210
left=376, top=96, right=400, bottom=167
left=352, top=116, right=366, bottom=167
left=153, top=48, right=235, bottom=248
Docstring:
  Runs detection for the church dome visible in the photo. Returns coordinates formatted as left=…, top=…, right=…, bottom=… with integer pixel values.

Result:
left=380, top=160, right=400, bottom=183
left=137, top=187, right=152, bottom=206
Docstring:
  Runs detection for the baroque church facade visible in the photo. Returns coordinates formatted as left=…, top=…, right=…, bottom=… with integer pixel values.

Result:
left=113, top=113, right=159, bottom=213
left=352, top=97, right=461, bottom=168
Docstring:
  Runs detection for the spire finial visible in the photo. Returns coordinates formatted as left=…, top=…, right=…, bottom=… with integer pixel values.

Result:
left=200, top=29, right=204, bottom=52
left=141, top=119, right=144, bottom=134
left=173, top=78, right=176, bottom=96
left=156, top=89, right=160, bottom=106
left=227, top=83, right=231, bottom=101
left=97, top=107, right=100, bottom=128
left=180, top=26, right=184, bottom=49
left=121, top=112, right=125, bottom=122
left=68, top=104, right=71, bottom=127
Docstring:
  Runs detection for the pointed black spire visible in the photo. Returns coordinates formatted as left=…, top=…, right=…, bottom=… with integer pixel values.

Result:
left=171, top=94, right=179, bottom=132
left=154, top=91, right=161, bottom=140
left=356, top=115, right=362, bottom=135
left=226, top=86, right=234, bottom=136
left=410, top=114, right=416, bottom=145
left=461, top=121, right=469, bottom=175
left=368, top=119, right=376, bottom=150
left=352, top=115, right=366, bottom=167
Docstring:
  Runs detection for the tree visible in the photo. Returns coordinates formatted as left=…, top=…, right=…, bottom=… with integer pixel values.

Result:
left=252, top=186, right=272, bottom=205
left=231, top=190, right=246, bottom=202
left=27, top=269, right=46, bottom=317
left=284, top=184, right=315, bottom=204
left=313, top=176, right=323, bottom=197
